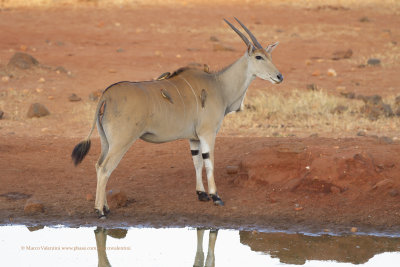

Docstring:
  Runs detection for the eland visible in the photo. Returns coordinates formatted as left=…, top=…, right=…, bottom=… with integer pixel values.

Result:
left=72, top=18, right=283, bottom=218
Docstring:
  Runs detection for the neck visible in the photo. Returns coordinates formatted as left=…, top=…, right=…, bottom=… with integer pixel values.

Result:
left=215, top=54, right=255, bottom=114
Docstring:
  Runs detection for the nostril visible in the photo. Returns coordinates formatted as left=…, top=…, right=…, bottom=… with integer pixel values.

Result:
left=277, top=73, right=283, bottom=81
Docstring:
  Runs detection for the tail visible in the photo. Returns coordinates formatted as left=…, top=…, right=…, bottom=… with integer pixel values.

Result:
left=71, top=97, right=105, bottom=166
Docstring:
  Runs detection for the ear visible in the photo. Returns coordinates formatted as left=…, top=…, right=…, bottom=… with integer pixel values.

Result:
left=247, top=43, right=254, bottom=56
left=266, top=42, right=279, bottom=53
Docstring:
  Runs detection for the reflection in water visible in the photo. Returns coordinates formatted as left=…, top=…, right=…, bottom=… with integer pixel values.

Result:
left=2, top=225, right=400, bottom=266
left=193, top=229, right=218, bottom=267
left=94, top=227, right=218, bottom=267
left=94, top=227, right=128, bottom=267
left=240, top=231, right=400, bottom=265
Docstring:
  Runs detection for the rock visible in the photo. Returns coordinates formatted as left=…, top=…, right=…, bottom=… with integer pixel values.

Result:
left=359, top=16, right=370, bottom=22
left=367, top=58, right=381, bottom=66
left=116, top=48, right=125, bottom=53
left=68, top=93, right=81, bottom=102
left=107, top=189, right=127, bottom=209
left=327, top=68, right=337, bottom=77
left=0, top=110, right=3, bottom=119
left=389, top=189, right=399, bottom=197
left=24, top=198, right=44, bottom=214
left=311, top=70, right=320, bottom=76
left=27, top=103, right=50, bottom=118
left=332, top=49, right=353, bottom=60
left=357, top=130, right=367, bottom=137
left=351, top=227, right=358, bottom=233
left=213, top=43, right=235, bottom=52
left=226, top=165, right=239, bottom=174
left=209, top=36, right=219, bottom=42
left=372, top=179, right=394, bottom=190
left=38, top=77, right=45, bottom=83
left=54, top=66, right=68, bottom=74
left=86, top=193, right=94, bottom=201
left=7, top=52, right=39, bottom=70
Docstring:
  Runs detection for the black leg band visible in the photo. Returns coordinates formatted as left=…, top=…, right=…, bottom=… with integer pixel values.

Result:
left=191, top=150, right=199, bottom=156
left=202, top=152, right=210, bottom=159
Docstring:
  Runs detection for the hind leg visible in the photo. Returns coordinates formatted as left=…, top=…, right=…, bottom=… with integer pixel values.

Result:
left=189, top=140, right=210, bottom=202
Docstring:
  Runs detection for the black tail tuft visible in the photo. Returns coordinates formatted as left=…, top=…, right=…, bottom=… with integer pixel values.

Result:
left=71, top=140, right=91, bottom=166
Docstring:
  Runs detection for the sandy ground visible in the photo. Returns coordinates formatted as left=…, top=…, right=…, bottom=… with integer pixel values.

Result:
left=0, top=2, right=400, bottom=234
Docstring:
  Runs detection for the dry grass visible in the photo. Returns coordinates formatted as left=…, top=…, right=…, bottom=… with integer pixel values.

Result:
left=219, top=89, right=400, bottom=139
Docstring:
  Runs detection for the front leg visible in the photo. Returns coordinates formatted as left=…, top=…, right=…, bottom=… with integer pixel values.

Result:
left=199, top=134, right=224, bottom=206
left=189, top=140, right=210, bottom=202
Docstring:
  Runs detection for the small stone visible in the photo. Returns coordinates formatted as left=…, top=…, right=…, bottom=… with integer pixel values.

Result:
left=357, top=130, right=367, bottom=137
left=389, top=189, right=399, bottom=197
left=359, top=16, right=370, bottom=22
left=1, top=76, right=10, bottom=82
left=108, top=69, right=117, bottom=73
left=107, top=189, right=127, bottom=209
left=54, top=66, right=68, bottom=74
left=332, top=49, right=353, bottom=60
left=36, top=88, right=43, bottom=93
left=351, top=227, right=358, bottom=233
left=0, top=110, right=4, bottom=119
left=294, top=206, right=303, bottom=211
left=86, top=193, right=94, bottom=201
left=213, top=43, right=235, bottom=52
left=327, top=68, right=337, bottom=77
left=367, top=58, right=381, bottom=66
left=38, top=77, right=45, bottom=83
left=27, top=103, right=50, bottom=118
left=68, top=93, right=81, bottom=102
left=324, top=229, right=330, bottom=232
left=210, top=36, right=219, bottom=42
left=7, top=52, right=39, bottom=70
left=226, top=165, right=239, bottom=174
left=24, top=198, right=44, bottom=215
left=311, top=70, right=320, bottom=76
left=48, top=96, right=54, bottom=100
left=116, top=48, right=125, bottom=53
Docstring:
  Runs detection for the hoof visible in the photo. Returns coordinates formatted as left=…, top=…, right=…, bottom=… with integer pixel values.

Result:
left=95, top=208, right=108, bottom=219
left=210, top=194, right=224, bottom=206
left=196, top=191, right=210, bottom=202
left=103, top=206, right=110, bottom=216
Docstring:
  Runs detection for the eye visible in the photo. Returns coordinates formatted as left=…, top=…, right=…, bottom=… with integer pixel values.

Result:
left=255, top=55, right=264, bottom=60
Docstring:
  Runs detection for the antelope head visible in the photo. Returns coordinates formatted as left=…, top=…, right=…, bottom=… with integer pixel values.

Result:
left=224, top=18, right=283, bottom=84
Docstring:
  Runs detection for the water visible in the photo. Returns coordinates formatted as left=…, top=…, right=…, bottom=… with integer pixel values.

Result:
left=1, top=226, right=400, bottom=266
